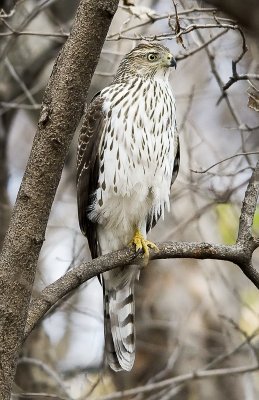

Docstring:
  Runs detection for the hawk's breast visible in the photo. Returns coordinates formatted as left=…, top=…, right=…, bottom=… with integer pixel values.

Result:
left=88, top=77, right=176, bottom=233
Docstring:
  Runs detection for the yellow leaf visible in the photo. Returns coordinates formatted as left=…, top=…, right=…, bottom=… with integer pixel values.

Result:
left=215, top=203, right=239, bottom=244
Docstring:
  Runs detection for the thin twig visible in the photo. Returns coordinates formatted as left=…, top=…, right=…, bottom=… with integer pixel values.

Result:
left=191, top=152, right=259, bottom=174
left=17, top=357, right=71, bottom=398
left=217, top=29, right=249, bottom=104
left=4, top=58, right=37, bottom=106
left=217, top=71, right=259, bottom=106
left=94, top=363, right=259, bottom=400
left=176, top=28, right=228, bottom=61
left=107, top=22, right=240, bottom=41
left=12, top=394, right=69, bottom=400
left=0, top=102, right=41, bottom=111
left=107, top=7, right=219, bottom=39
left=0, top=0, right=55, bottom=60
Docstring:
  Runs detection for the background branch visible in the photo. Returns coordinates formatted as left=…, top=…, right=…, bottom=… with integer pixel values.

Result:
left=95, top=363, right=259, bottom=400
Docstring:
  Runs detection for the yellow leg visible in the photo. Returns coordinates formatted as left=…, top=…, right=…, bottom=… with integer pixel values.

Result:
left=130, top=229, right=159, bottom=264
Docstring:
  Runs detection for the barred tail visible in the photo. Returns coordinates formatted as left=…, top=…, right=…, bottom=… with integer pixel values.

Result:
left=103, top=266, right=139, bottom=371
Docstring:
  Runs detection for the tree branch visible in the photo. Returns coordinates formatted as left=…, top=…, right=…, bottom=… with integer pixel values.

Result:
left=0, top=0, right=119, bottom=397
left=94, top=363, right=259, bottom=399
left=24, top=161, right=259, bottom=340
left=191, top=152, right=259, bottom=174
left=237, top=160, right=259, bottom=245
left=222, top=73, right=259, bottom=91
left=23, top=241, right=242, bottom=339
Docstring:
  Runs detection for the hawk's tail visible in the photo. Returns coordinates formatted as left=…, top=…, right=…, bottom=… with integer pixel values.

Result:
left=103, top=266, right=139, bottom=371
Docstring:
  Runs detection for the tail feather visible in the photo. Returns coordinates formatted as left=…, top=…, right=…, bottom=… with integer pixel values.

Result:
left=103, top=266, right=139, bottom=371
left=104, top=293, right=122, bottom=371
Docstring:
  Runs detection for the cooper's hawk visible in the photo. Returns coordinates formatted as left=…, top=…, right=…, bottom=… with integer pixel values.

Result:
left=77, top=43, right=179, bottom=371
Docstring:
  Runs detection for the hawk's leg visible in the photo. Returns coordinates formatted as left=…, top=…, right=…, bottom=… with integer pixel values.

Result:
left=130, top=228, right=159, bottom=264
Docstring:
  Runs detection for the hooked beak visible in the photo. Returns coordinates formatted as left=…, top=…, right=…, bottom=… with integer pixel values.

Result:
left=170, top=57, right=177, bottom=69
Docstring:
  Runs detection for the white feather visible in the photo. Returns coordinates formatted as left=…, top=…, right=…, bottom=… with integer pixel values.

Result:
left=89, top=75, right=176, bottom=250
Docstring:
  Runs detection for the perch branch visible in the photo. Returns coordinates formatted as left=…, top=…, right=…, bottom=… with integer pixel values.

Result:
left=25, top=162, right=259, bottom=340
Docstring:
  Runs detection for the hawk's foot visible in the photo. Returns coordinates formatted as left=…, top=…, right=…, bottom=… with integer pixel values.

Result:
left=130, top=229, right=158, bottom=264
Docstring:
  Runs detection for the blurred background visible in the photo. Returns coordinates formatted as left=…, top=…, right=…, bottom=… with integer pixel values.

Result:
left=0, top=0, right=259, bottom=398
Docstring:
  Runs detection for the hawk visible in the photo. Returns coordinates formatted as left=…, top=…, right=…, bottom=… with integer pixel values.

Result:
left=77, top=43, right=179, bottom=371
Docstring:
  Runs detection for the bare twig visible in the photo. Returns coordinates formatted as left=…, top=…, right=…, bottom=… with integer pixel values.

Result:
left=179, top=86, right=195, bottom=132
left=4, top=57, right=37, bottom=106
left=0, top=29, right=68, bottom=38
left=12, top=394, right=69, bottom=400
left=94, top=363, right=259, bottom=399
left=0, top=0, right=56, bottom=60
left=217, top=74, right=259, bottom=104
left=107, top=22, right=240, bottom=41
left=203, top=329, right=259, bottom=370
left=192, top=22, right=251, bottom=165
left=216, top=29, right=254, bottom=104
left=191, top=152, right=259, bottom=174
left=107, top=7, right=219, bottom=39
left=176, top=28, right=228, bottom=61
left=17, top=357, right=71, bottom=398
left=0, top=102, right=41, bottom=111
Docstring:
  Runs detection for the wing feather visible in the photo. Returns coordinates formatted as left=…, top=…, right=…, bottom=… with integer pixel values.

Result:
left=171, top=132, right=180, bottom=186
left=146, top=132, right=180, bottom=233
left=77, top=94, right=105, bottom=258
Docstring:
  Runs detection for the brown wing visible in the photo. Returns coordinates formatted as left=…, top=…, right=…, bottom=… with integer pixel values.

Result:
left=146, top=131, right=180, bottom=233
left=171, top=132, right=180, bottom=186
left=77, top=94, right=105, bottom=259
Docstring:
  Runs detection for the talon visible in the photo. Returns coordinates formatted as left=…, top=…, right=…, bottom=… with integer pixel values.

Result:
left=130, top=229, right=158, bottom=265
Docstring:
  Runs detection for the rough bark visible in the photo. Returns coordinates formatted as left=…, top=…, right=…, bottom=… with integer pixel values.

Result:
left=0, top=0, right=119, bottom=397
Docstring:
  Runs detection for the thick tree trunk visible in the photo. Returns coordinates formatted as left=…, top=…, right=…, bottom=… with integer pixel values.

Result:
left=0, top=0, right=119, bottom=397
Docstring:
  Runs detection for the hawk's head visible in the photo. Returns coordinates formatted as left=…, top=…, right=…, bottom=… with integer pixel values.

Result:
left=114, top=43, right=176, bottom=82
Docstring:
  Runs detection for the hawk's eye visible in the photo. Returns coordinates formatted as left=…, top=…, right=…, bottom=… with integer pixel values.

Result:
left=147, top=53, right=158, bottom=62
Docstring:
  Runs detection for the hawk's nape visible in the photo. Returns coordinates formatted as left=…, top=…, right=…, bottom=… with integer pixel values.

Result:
left=76, top=43, right=179, bottom=371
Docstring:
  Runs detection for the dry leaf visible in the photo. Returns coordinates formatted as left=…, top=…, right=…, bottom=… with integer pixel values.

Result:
left=171, top=0, right=186, bottom=49
left=247, top=88, right=259, bottom=112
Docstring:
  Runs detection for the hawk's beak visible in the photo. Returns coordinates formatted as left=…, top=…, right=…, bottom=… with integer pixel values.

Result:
left=170, top=56, right=177, bottom=69
left=166, top=53, right=177, bottom=69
